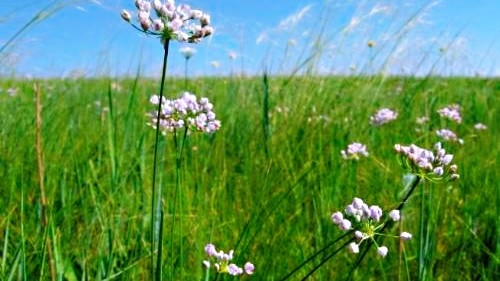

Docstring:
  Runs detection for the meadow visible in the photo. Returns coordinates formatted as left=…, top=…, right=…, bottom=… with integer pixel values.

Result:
left=1, top=0, right=500, bottom=280
left=0, top=73, right=498, bottom=280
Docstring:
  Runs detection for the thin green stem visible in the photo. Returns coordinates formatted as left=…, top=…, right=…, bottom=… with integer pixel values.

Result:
left=300, top=238, right=356, bottom=281
left=278, top=231, right=353, bottom=281
left=184, top=58, right=189, bottom=89
left=418, top=181, right=426, bottom=280
left=151, top=39, right=170, bottom=280
left=179, top=127, right=188, bottom=279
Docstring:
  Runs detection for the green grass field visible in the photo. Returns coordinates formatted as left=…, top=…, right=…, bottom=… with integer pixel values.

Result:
left=0, top=74, right=498, bottom=280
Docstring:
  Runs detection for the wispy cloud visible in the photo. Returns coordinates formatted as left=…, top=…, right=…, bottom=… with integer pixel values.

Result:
left=368, top=4, right=392, bottom=17
left=75, top=6, right=87, bottom=12
left=278, top=4, right=313, bottom=30
left=256, top=3, right=314, bottom=44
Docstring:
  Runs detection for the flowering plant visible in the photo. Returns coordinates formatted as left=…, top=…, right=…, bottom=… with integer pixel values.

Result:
left=122, top=0, right=213, bottom=43
left=331, top=197, right=412, bottom=258
left=394, top=142, right=459, bottom=181
left=341, top=142, right=369, bottom=160
left=203, top=244, right=254, bottom=276
left=148, top=92, right=221, bottom=134
left=370, top=108, right=398, bottom=126
left=437, top=104, right=462, bottom=123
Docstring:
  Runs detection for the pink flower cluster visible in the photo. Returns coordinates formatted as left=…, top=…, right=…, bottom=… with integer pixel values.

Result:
left=122, top=0, right=213, bottom=43
left=437, top=104, right=462, bottom=123
left=370, top=108, right=398, bottom=126
left=203, top=244, right=254, bottom=276
left=148, top=92, right=221, bottom=134
left=341, top=142, right=369, bottom=160
left=436, top=128, right=463, bottom=144
left=331, top=197, right=412, bottom=258
left=394, top=142, right=459, bottom=180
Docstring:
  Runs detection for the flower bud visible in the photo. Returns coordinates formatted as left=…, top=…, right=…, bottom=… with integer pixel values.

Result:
left=200, top=13, right=211, bottom=26
left=331, top=211, right=343, bottom=224
left=190, top=9, right=203, bottom=19
left=135, top=0, right=143, bottom=9
left=352, top=197, right=364, bottom=209
left=400, top=232, right=412, bottom=240
left=202, top=25, right=214, bottom=36
left=369, top=205, right=383, bottom=222
left=121, top=9, right=132, bottom=22
left=153, top=0, right=163, bottom=13
left=349, top=242, right=360, bottom=254
left=441, top=154, right=453, bottom=165
left=377, top=246, right=388, bottom=257
left=153, top=19, right=164, bottom=31
left=339, top=219, right=352, bottom=231
left=244, top=262, right=254, bottom=275
left=433, top=166, right=444, bottom=176
left=388, top=209, right=400, bottom=221
left=205, top=244, right=217, bottom=256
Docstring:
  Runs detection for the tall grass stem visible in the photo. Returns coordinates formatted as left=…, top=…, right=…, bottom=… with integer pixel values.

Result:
left=34, top=84, right=56, bottom=281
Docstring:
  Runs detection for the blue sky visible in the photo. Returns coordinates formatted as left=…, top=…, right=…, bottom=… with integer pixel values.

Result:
left=0, top=0, right=499, bottom=77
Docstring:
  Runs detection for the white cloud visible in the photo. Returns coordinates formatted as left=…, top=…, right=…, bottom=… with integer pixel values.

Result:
left=278, top=4, right=313, bottom=30
left=256, top=32, right=267, bottom=44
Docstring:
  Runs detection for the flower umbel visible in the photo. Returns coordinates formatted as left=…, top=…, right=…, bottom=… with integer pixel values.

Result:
left=331, top=197, right=412, bottom=258
left=436, top=128, right=463, bottom=144
left=370, top=108, right=398, bottom=126
left=203, top=244, right=254, bottom=276
left=437, top=104, right=462, bottom=123
left=148, top=91, right=221, bottom=134
left=341, top=142, right=369, bottom=160
left=474, top=123, right=487, bottom=130
left=394, top=142, right=459, bottom=181
left=122, top=0, right=213, bottom=43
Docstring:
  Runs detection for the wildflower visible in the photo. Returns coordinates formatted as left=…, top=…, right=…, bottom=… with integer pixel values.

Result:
left=331, top=197, right=412, bottom=257
left=341, top=142, right=369, bottom=160
left=388, top=210, right=400, bottom=221
left=228, top=264, right=243, bottom=276
left=377, top=246, right=388, bottom=257
left=180, top=46, right=196, bottom=59
left=339, top=219, right=352, bottom=231
left=394, top=142, right=459, bottom=181
left=203, top=244, right=254, bottom=276
left=370, top=108, right=397, bottom=126
left=7, top=87, right=17, bottom=96
left=122, top=0, right=214, bottom=43
left=121, top=9, right=132, bottom=22
left=474, top=123, right=487, bottom=130
left=205, top=243, right=217, bottom=256
left=331, top=211, right=343, bottom=224
left=244, top=262, right=255, bottom=275
left=416, top=116, right=430, bottom=124
left=436, top=128, right=463, bottom=144
left=400, top=232, right=412, bottom=240
left=369, top=206, right=383, bottom=222
left=437, top=104, right=461, bottom=123
left=148, top=91, right=221, bottom=134
left=349, top=242, right=360, bottom=254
